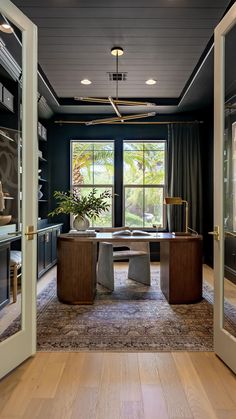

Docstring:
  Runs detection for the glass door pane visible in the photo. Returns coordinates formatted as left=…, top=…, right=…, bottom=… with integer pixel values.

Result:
left=0, top=0, right=38, bottom=380
left=223, top=21, right=236, bottom=335
left=0, top=17, right=22, bottom=342
left=214, top=1, right=236, bottom=374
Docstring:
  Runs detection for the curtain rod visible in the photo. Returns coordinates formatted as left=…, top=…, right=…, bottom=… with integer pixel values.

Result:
left=54, top=120, right=203, bottom=125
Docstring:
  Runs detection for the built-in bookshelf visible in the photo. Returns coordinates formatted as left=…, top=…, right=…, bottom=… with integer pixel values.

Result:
left=38, top=122, right=48, bottom=220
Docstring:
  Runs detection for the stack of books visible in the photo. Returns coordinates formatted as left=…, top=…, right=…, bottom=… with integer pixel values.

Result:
left=68, top=229, right=96, bottom=236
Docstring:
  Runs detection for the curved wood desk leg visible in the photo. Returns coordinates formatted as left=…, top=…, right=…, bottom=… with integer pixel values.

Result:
left=160, top=239, right=202, bottom=304
left=57, top=239, right=97, bottom=304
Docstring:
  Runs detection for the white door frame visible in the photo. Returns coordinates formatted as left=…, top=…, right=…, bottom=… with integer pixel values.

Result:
left=214, top=1, right=236, bottom=373
left=0, top=0, right=38, bottom=379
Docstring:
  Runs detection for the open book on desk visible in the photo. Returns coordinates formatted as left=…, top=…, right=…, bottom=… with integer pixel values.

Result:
left=112, top=229, right=153, bottom=236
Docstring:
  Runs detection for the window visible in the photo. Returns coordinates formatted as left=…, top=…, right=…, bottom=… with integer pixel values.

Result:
left=123, top=141, right=166, bottom=228
left=71, top=140, right=166, bottom=228
left=71, top=141, right=114, bottom=227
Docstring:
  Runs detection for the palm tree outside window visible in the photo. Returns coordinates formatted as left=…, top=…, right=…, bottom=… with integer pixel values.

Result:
left=71, top=141, right=114, bottom=227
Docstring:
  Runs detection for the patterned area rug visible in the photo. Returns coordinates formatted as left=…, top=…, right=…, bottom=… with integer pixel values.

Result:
left=1, top=266, right=236, bottom=351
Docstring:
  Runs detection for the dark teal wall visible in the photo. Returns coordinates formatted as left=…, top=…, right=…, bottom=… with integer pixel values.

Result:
left=45, top=110, right=214, bottom=263
left=47, top=113, right=168, bottom=234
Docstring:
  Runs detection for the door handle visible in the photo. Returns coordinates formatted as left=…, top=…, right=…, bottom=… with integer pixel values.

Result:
left=208, top=225, right=220, bottom=241
left=25, top=225, right=40, bottom=240
left=8, top=226, right=41, bottom=240
left=8, top=231, right=22, bottom=236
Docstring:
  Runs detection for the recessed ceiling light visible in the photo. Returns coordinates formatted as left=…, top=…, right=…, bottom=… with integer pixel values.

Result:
left=81, top=79, right=92, bottom=85
left=0, top=23, right=14, bottom=33
left=145, top=79, right=157, bottom=85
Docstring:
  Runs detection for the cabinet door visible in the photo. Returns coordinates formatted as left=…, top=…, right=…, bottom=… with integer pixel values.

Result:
left=37, top=232, right=45, bottom=276
left=44, top=231, right=52, bottom=268
left=0, top=244, right=10, bottom=310
left=224, top=236, right=236, bottom=282
left=51, top=227, right=61, bottom=264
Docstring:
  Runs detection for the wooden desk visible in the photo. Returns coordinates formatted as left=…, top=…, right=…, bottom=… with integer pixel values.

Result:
left=57, top=233, right=202, bottom=305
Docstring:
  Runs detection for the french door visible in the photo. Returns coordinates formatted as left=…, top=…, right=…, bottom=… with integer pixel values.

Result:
left=0, top=0, right=37, bottom=378
left=214, top=1, right=236, bottom=373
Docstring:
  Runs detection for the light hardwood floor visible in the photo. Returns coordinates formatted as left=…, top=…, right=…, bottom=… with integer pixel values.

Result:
left=1, top=264, right=236, bottom=418
left=1, top=352, right=236, bottom=418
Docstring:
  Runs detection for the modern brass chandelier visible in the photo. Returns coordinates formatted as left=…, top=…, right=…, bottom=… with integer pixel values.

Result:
left=74, top=47, right=156, bottom=125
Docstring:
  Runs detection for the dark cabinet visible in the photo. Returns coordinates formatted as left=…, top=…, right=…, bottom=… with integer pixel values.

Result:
left=52, top=228, right=61, bottom=263
left=37, top=232, right=46, bottom=276
left=37, top=225, right=62, bottom=278
left=0, top=243, right=10, bottom=310
left=225, top=236, right=236, bottom=284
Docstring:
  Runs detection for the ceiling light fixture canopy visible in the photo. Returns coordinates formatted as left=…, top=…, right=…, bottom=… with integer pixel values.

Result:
left=75, top=46, right=157, bottom=125
left=111, top=46, right=124, bottom=56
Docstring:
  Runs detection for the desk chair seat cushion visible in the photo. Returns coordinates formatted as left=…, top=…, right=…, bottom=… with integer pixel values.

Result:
left=113, top=250, right=147, bottom=259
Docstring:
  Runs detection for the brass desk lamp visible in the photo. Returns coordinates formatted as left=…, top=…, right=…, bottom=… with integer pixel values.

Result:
left=165, top=197, right=191, bottom=236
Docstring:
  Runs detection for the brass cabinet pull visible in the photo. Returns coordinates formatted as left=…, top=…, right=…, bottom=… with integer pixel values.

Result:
left=45, top=232, right=50, bottom=243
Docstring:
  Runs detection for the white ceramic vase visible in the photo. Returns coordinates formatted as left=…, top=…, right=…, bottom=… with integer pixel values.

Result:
left=73, top=214, right=90, bottom=231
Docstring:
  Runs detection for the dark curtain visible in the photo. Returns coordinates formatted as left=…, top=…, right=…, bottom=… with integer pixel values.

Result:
left=167, top=123, right=203, bottom=233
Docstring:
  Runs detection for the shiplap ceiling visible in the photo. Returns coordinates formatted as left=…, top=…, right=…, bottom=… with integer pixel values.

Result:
left=12, top=0, right=231, bottom=107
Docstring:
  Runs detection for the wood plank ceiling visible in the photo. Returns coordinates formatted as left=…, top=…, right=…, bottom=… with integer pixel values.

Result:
left=12, top=0, right=231, bottom=101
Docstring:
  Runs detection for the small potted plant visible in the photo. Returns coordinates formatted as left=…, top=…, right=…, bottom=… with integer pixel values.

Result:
left=49, top=188, right=111, bottom=230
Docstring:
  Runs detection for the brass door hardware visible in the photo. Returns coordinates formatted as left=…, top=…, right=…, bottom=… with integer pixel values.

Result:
left=25, top=225, right=40, bottom=240
left=8, top=231, right=22, bottom=236
left=8, top=226, right=39, bottom=240
left=208, top=225, right=220, bottom=241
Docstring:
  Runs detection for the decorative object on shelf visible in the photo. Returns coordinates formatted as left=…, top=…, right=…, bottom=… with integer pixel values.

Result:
left=164, top=196, right=191, bottom=236
left=0, top=215, right=12, bottom=226
left=38, top=185, right=43, bottom=200
left=49, top=188, right=111, bottom=230
left=74, top=47, right=156, bottom=125
left=0, top=181, right=12, bottom=225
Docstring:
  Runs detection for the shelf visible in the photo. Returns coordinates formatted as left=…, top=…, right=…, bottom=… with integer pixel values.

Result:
left=38, top=122, right=48, bottom=220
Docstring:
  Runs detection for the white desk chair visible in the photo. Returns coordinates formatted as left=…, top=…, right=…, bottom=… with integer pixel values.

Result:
left=97, top=228, right=150, bottom=291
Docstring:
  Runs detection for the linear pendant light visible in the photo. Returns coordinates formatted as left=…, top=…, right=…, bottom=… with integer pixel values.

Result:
left=74, top=47, right=156, bottom=126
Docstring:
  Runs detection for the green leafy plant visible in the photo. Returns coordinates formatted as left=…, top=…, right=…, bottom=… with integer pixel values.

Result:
left=49, top=188, right=112, bottom=220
